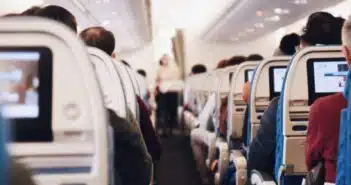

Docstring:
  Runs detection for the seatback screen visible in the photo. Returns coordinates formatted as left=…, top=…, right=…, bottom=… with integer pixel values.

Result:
left=269, top=66, right=287, bottom=100
left=307, top=58, right=347, bottom=105
left=0, top=48, right=53, bottom=142
left=245, top=69, right=254, bottom=82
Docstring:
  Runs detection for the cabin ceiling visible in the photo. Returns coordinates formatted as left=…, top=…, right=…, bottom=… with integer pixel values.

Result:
left=203, top=0, right=344, bottom=43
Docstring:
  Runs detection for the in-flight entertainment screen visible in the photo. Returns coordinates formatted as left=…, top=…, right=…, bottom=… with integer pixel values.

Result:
left=0, top=47, right=53, bottom=142
left=245, top=69, right=254, bottom=82
left=0, top=51, right=39, bottom=118
left=307, top=58, right=347, bottom=105
left=269, top=66, right=287, bottom=99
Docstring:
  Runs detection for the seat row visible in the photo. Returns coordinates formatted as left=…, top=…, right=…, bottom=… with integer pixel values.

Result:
left=0, top=17, right=149, bottom=185
left=182, top=46, right=349, bottom=185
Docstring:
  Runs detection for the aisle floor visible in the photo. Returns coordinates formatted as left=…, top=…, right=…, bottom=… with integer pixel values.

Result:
left=155, top=134, right=206, bottom=185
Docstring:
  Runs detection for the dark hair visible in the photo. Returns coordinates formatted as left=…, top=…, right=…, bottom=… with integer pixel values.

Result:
left=137, top=69, right=147, bottom=77
left=246, top=54, right=264, bottom=61
left=2, top=13, right=19, bottom=17
left=80, top=26, right=116, bottom=56
left=22, top=6, right=41, bottom=15
left=216, top=59, right=227, bottom=69
left=301, top=12, right=339, bottom=45
left=191, top=64, right=207, bottom=74
left=279, top=33, right=300, bottom=55
left=121, top=60, right=130, bottom=67
left=37, top=5, right=77, bottom=33
left=332, top=17, right=345, bottom=45
left=226, top=55, right=246, bottom=66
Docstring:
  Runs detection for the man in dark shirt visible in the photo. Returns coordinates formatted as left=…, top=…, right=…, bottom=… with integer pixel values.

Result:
left=247, top=97, right=279, bottom=176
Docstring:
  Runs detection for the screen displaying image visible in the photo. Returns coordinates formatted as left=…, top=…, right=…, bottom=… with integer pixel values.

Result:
left=313, top=61, right=347, bottom=93
left=245, top=69, right=254, bottom=82
left=273, top=68, right=287, bottom=93
left=0, top=51, right=39, bottom=118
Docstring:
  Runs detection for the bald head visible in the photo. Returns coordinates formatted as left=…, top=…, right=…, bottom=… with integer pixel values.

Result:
left=80, top=26, right=115, bottom=56
left=242, top=81, right=250, bottom=104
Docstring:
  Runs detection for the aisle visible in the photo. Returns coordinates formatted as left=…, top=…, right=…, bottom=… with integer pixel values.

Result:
left=155, top=134, right=205, bottom=185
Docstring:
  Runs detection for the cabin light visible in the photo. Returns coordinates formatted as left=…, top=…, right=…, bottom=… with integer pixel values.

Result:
left=96, top=0, right=102, bottom=4
left=265, top=15, right=280, bottom=22
left=274, top=8, right=290, bottom=14
left=293, top=0, right=307, bottom=5
left=112, top=11, right=117, bottom=15
left=230, top=37, right=239, bottom=41
left=103, top=0, right=110, bottom=3
left=102, top=20, right=111, bottom=26
left=254, top=23, right=264, bottom=28
left=246, top=28, right=255, bottom=33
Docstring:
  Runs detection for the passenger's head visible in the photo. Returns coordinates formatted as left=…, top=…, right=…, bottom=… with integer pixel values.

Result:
left=191, top=64, right=207, bottom=74
left=79, top=26, right=116, bottom=56
left=246, top=54, right=263, bottom=61
left=278, top=33, right=300, bottom=55
left=342, top=16, right=351, bottom=64
left=21, top=6, right=41, bottom=15
left=242, top=81, right=250, bottom=104
left=121, top=60, right=131, bottom=67
left=300, top=12, right=336, bottom=47
left=137, top=69, right=147, bottom=77
left=159, top=54, right=170, bottom=66
left=227, top=55, right=247, bottom=67
left=36, top=5, right=77, bottom=33
left=216, top=59, right=227, bottom=69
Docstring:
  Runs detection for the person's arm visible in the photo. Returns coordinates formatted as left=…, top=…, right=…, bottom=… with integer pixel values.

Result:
left=137, top=96, right=162, bottom=162
left=305, top=100, right=324, bottom=170
left=247, top=98, right=279, bottom=174
left=108, top=109, right=152, bottom=185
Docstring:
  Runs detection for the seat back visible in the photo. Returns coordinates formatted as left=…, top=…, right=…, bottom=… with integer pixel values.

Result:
left=88, top=47, right=127, bottom=118
left=276, top=46, right=345, bottom=183
left=248, top=57, right=289, bottom=144
left=113, top=60, right=138, bottom=118
left=337, top=65, right=351, bottom=185
left=126, top=67, right=141, bottom=96
left=0, top=17, right=108, bottom=185
left=228, top=61, right=259, bottom=141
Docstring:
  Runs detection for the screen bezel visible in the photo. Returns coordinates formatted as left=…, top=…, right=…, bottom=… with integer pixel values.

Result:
left=0, top=47, right=53, bottom=142
left=269, top=66, right=287, bottom=100
left=244, top=69, right=253, bottom=82
left=306, top=57, right=347, bottom=105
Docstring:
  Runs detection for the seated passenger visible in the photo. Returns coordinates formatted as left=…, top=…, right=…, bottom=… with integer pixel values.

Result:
left=80, top=26, right=160, bottom=161
left=184, top=64, right=207, bottom=112
left=36, top=5, right=77, bottom=33
left=273, top=33, right=300, bottom=56
left=248, top=12, right=344, bottom=177
left=305, top=16, right=348, bottom=183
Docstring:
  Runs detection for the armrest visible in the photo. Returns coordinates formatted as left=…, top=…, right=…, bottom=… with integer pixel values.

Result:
left=250, top=170, right=276, bottom=185
left=230, top=150, right=247, bottom=170
left=216, top=139, right=229, bottom=183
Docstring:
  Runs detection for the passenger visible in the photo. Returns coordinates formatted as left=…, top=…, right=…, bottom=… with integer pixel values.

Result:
left=219, top=56, right=246, bottom=138
left=274, top=33, right=300, bottom=56
left=304, top=16, right=348, bottom=183
left=36, top=5, right=77, bottom=33
left=248, top=11, right=343, bottom=177
left=155, top=54, right=180, bottom=136
left=21, top=6, right=41, bottom=15
left=137, top=69, right=147, bottom=77
left=246, top=54, right=264, bottom=61
left=184, top=64, right=207, bottom=113
left=121, top=60, right=131, bottom=67
left=80, top=27, right=154, bottom=184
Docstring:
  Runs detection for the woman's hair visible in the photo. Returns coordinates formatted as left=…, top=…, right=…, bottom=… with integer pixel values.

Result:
left=301, top=12, right=341, bottom=45
left=279, top=33, right=300, bottom=55
left=226, top=55, right=246, bottom=66
left=21, top=6, right=42, bottom=15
